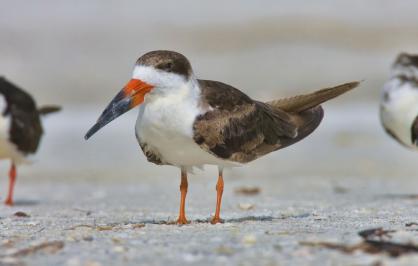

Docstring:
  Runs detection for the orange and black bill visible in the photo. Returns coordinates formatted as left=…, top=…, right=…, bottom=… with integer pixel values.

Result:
left=84, top=79, right=153, bottom=140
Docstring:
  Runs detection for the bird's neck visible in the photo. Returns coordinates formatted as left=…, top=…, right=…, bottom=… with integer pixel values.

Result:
left=144, top=77, right=201, bottom=106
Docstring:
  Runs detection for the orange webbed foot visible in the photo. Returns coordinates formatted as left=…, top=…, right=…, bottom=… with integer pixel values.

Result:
left=210, top=216, right=223, bottom=224
left=176, top=216, right=189, bottom=225
left=4, top=198, right=13, bottom=206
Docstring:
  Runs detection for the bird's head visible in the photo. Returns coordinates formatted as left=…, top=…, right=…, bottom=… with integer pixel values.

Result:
left=392, top=52, right=418, bottom=79
left=85, top=50, right=193, bottom=140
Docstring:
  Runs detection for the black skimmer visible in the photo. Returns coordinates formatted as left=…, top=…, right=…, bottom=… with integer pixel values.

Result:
left=0, top=77, right=60, bottom=206
left=380, top=53, right=418, bottom=148
left=85, top=50, right=359, bottom=224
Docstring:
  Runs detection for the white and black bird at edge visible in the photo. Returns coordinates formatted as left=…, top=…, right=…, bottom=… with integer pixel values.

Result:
left=0, top=77, right=60, bottom=206
left=380, top=53, right=418, bottom=149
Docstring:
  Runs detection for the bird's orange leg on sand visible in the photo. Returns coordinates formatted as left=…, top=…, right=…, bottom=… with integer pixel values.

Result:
left=5, top=162, right=16, bottom=206
left=211, top=167, right=224, bottom=224
left=176, top=168, right=189, bottom=224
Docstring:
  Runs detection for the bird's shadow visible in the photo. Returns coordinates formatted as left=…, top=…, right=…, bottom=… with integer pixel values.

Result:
left=376, top=194, right=418, bottom=200
left=9, top=199, right=40, bottom=207
left=131, top=213, right=309, bottom=225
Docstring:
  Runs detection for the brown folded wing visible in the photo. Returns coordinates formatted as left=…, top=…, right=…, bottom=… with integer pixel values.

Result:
left=0, top=77, right=43, bottom=155
left=193, top=80, right=358, bottom=163
left=194, top=80, right=315, bottom=163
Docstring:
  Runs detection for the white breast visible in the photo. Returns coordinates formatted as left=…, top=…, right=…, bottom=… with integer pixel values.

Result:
left=380, top=78, right=418, bottom=147
left=134, top=82, right=239, bottom=169
left=0, top=95, right=27, bottom=164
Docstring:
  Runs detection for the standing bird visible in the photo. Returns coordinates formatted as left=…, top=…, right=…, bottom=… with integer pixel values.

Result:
left=85, top=50, right=358, bottom=224
left=380, top=53, right=418, bottom=148
left=0, top=77, right=60, bottom=206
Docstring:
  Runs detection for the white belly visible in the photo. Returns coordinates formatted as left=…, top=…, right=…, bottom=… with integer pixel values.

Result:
left=0, top=114, right=27, bottom=164
left=135, top=92, right=239, bottom=169
left=380, top=79, right=418, bottom=147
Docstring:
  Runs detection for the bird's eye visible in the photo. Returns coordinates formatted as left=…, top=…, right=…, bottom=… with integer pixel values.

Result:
left=160, top=62, right=173, bottom=71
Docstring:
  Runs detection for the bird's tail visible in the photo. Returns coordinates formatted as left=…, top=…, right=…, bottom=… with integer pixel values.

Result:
left=267, top=81, right=360, bottom=113
left=38, top=105, right=62, bottom=116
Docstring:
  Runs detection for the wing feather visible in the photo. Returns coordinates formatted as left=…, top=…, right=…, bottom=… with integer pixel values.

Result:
left=193, top=80, right=323, bottom=163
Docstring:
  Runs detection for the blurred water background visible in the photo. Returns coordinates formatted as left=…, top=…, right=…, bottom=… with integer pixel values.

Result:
left=0, top=0, right=418, bottom=186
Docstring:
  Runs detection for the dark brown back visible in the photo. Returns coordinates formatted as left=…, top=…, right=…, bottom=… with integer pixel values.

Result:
left=0, top=77, right=43, bottom=154
left=193, top=80, right=325, bottom=163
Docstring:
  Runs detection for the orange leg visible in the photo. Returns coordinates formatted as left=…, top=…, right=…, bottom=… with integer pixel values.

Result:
left=211, top=168, right=224, bottom=224
left=5, top=162, right=16, bottom=206
left=176, top=168, right=189, bottom=224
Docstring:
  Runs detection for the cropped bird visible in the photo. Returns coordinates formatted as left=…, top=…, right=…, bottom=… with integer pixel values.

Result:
left=380, top=53, right=418, bottom=148
left=85, top=50, right=358, bottom=224
left=0, top=77, right=60, bottom=206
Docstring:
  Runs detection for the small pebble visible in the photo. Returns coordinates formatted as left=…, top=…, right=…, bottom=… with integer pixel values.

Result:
left=113, top=246, right=127, bottom=253
left=85, top=261, right=102, bottom=266
left=66, top=257, right=80, bottom=266
left=0, top=256, right=23, bottom=266
left=83, top=236, right=94, bottom=242
left=238, top=203, right=254, bottom=210
left=26, top=221, right=40, bottom=226
left=13, top=212, right=30, bottom=218
left=215, top=245, right=234, bottom=255
left=131, top=223, right=145, bottom=229
left=242, top=234, right=257, bottom=245
left=112, top=238, right=122, bottom=244
left=235, top=186, right=261, bottom=196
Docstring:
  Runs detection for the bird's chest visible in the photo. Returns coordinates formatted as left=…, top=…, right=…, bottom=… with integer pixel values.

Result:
left=135, top=93, right=210, bottom=166
left=137, top=94, right=200, bottom=138
left=0, top=114, right=27, bottom=163
left=381, top=82, right=418, bottom=146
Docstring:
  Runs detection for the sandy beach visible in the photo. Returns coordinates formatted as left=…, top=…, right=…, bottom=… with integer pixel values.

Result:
left=1, top=1, right=418, bottom=265
left=1, top=104, right=418, bottom=265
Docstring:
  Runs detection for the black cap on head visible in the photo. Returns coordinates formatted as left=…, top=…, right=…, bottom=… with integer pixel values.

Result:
left=136, top=50, right=193, bottom=79
left=395, top=52, right=418, bottom=67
